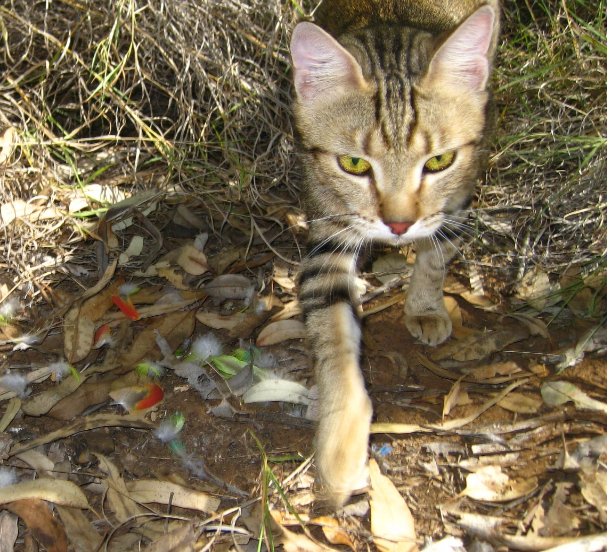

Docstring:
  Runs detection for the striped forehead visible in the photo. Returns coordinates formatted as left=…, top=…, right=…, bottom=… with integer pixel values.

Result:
left=351, top=27, right=432, bottom=149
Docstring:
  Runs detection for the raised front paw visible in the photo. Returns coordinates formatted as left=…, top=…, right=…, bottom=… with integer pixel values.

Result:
left=315, top=392, right=373, bottom=510
left=404, top=307, right=452, bottom=346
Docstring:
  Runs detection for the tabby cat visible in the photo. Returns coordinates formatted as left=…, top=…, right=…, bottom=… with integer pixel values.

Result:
left=290, top=0, right=500, bottom=508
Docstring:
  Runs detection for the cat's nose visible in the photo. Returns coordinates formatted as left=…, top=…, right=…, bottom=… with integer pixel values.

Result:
left=387, top=221, right=412, bottom=235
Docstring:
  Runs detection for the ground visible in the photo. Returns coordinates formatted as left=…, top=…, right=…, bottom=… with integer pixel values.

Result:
left=0, top=219, right=605, bottom=550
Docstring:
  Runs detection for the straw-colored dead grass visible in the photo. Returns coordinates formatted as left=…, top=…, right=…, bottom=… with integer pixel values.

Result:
left=0, top=0, right=606, bottom=299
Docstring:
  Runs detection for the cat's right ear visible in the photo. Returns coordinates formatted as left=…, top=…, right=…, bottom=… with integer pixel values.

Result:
left=291, top=22, right=367, bottom=102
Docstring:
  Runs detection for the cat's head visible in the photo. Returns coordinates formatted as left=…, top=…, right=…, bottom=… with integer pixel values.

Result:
left=290, top=6, right=497, bottom=246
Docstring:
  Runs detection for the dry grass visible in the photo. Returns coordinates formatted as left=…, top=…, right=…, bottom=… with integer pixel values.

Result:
left=0, top=0, right=606, bottom=303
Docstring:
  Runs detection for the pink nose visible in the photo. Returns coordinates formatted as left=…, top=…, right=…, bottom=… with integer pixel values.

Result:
left=387, top=221, right=412, bottom=235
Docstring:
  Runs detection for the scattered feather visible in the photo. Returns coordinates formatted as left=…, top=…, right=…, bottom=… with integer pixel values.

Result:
left=0, top=373, right=29, bottom=397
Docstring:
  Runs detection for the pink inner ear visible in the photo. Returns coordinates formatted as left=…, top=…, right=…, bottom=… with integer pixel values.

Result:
left=427, top=5, right=495, bottom=91
left=290, top=22, right=365, bottom=102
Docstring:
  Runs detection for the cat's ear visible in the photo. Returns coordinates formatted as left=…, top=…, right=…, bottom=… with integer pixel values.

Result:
left=291, top=22, right=367, bottom=102
left=424, top=5, right=496, bottom=92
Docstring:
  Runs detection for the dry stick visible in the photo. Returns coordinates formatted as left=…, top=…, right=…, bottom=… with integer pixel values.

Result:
left=371, top=378, right=530, bottom=435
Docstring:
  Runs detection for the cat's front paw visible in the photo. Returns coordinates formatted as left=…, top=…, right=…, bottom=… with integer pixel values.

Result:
left=315, top=392, right=372, bottom=510
left=404, top=308, right=452, bottom=346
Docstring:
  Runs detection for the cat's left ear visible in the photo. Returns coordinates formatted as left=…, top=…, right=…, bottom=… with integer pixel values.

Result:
left=424, top=5, right=497, bottom=92
left=291, top=22, right=368, bottom=102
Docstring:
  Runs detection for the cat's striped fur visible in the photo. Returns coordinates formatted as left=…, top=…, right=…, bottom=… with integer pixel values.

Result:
left=291, top=0, right=499, bottom=508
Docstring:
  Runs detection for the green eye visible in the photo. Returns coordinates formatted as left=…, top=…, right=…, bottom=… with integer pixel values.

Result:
left=424, top=151, right=456, bottom=173
left=338, top=155, right=372, bottom=175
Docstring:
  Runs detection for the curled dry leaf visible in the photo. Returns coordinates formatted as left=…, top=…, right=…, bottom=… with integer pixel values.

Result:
left=7, top=499, right=67, bottom=552
left=243, top=379, right=312, bottom=406
left=0, top=126, right=16, bottom=165
left=0, top=479, right=89, bottom=509
left=497, top=392, right=542, bottom=414
left=118, top=235, right=144, bottom=266
left=369, top=458, right=418, bottom=552
left=462, top=465, right=538, bottom=502
left=256, top=319, right=306, bottom=346
left=431, top=327, right=530, bottom=362
left=126, top=480, right=220, bottom=513
left=176, top=244, right=209, bottom=275
left=196, top=310, right=249, bottom=330
left=22, top=375, right=84, bottom=417
left=204, top=274, right=253, bottom=300
left=541, top=381, right=607, bottom=413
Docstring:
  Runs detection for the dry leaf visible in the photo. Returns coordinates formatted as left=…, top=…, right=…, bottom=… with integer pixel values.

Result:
left=514, top=268, right=556, bottom=311
left=22, top=375, right=84, bottom=417
left=7, top=499, right=68, bottom=552
left=541, top=381, right=607, bottom=413
left=443, top=378, right=464, bottom=419
left=0, top=479, right=89, bottom=508
left=369, top=459, right=418, bottom=552
left=462, top=465, right=538, bottom=502
left=196, top=310, right=248, bottom=330
left=270, top=510, right=331, bottom=551
left=56, top=506, right=104, bottom=552
left=47, top=380, right=112, bottom=420
left=176, top=244, right=209, bottom=275
left=95, top=454, right=145, bottom=522
left=431, top=327, right=530, bottom=362
left=118, top=235, right=144, bottom=266
left=311, top=517, right=357, bottom=551
left=141, top=522, right=198, bottom=552
left=204, top=274, right=253, bottom=300
left=117, top=310, right=196, bottom=373
left=497, top=392, right=542, bottom=414
left=63, top=307, right=96, bottom=363
left=372, top=252, right=408, bottom=284
left=0, top=510, right=18, bottom=552
left=0, top=126, right=16, bottom=165
left=243, top=379, right=312, bottom=406
left=256, top=319, right=306, bottom=346
left=126, top=480, right=220, bottom=513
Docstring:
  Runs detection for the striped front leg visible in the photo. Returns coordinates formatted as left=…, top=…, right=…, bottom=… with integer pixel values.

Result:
left=298, top=235, right=372, bottom=509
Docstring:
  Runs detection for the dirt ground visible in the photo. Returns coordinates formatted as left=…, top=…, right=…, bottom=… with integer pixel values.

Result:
left=0, top=223, right=606, bottom=550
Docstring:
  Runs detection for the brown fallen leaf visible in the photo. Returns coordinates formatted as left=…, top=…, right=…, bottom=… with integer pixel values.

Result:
left=256, top=319, right=306, bottom=346
left=461, top=465, right=538, bottom=502
left=21, top=375, right=84, bottom=417
left=196, top=310, right=249, bottom=330
left=141, top=522, right=198, bottom=552
left=0, top=510, right=18, bottom=552
left=126, top=480, right=220, bottom=513
left=203, top=274, right=253, bottom=300
left=7, top=499, right=67, bottom=552
left=8, top=413, right=154, bottom=457
left=176, top=244, right=209, bottom=275
left=0, top=479, right=88, bottom=509
left=369, top=459, right=418, bottom=552
left=430, top=326, right=530, bottom=362
left=311, top=516, right=357, bottom=551
left=443, top=377, right=464, bottom=419
left=117, top=310, right=196, bottom=373
left=95, top=454, right=145, bottom=522
left=63, top=307, right=96, bottom=364
left=497, top=392, right=542, bottom=414
left=270, top=510, right=332, bottom=551
left=56, top=506, right=103, bottom=552
left=47, top=380, right=112, bottom=420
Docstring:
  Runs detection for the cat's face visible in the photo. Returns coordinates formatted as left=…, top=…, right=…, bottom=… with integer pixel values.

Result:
left=291, top=7, right=496, bottom=246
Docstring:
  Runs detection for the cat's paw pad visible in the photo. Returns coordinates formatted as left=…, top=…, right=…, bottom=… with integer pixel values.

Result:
left=404, top=311, right=452, bottom=345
